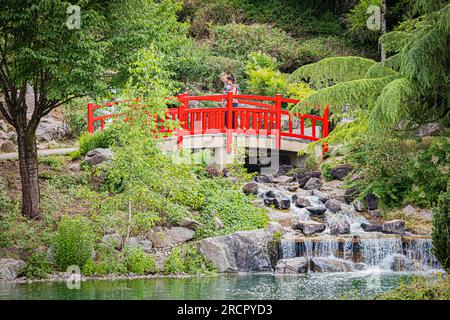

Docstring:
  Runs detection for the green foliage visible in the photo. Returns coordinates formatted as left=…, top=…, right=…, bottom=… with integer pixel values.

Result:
left=38, top=156, right=65, bottom=170
left=125, top=247, right=156, bottom=275
left=79, top=128, right=121, bottom=156
left=346, top=0, right=381, bottom=30
left=163, top=245, right=217, bottom=275
left=82, top=244, right=127, bottom=276
left=24, top=251, right=52, bottom=279
left=432, top=186, right=450, bottom=271
left=246, top=51, right=278, bottom=73
left=51, top=216, right=95, bottom=271
left=376, top=275, right=450, bottom=300
left=246, top=68, right=288, bottom=96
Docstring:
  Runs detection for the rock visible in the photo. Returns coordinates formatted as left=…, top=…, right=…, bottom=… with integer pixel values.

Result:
left=329, top=164, right=353, bottom=180
left=361, top=223, right=382, bottom=232
left=353, top=199, right=366, bottom=212
left=0, top=140, right=16, bottom=153
left=214, top=217, right=224, bottom=230
left=295, top=171, right=321, bottom=188
left=325, top=199, right=341, bottom=212
left=388, top=254, right=415, bottom=271
left=344, top=188, right=359, bottom=204
left=126, top=237, right=140, bottom=248
left=263, top=190, right=291, bottom=210
left=68, top=162, right=80, bottom=172
left=275, top=257, right=308, bottom=273
left=309, top=257, right=354, bottom=272
left=195, top=229, right=273, bottom=272
left=311, top=190, right=328, bottom=203
left=205, top=164, right=222, bottom=177
left=0, top=120, right=8, bottom=132
left=221, top=167, right=231, bottom=177
left=402, top=205, right=416, bottom=216
left=179, top=218, right=203, bottom=231
left=382, top=220, right=405, bottom=235
left=303, top=178, right=322, bottom=190
left=275, top=165, right=294, bottom=177
left=36, top=116, right=68, bottom=142
left=102, top=233, right=123, bottom=249
left=146, top=227, right=195, bottom=248
left=0, top=132, right=8, bottom=140
left=0, top=258, right=27, bottom=281
left=329, top=219, right=350, bottom=235
left=416, top=122, right=442, bottom=137
left=255, top=175, right=271, bottom=183
left=294, top=197, right=311, bottom=208
left=242, top=182, right=258, bottom=195
left=294, top=221, right=326, bottom=236
left=305, top=206, right=327, bottom=216
left=267, top=210, right=292, bottom=227
left=368, top=209, right=382, bottom=219
left=138, top=240, right=153, bottom=253
left=267, top=222, right=285, bottom=235
left=365, top=194, right=378, bottom=210
left=418, top=209, right=433, bottom=220
left=85, top=148, right=113, bottom=167
left=271, top=175, right=294, bottom=184
left=287, top=185, right=298, bottom=192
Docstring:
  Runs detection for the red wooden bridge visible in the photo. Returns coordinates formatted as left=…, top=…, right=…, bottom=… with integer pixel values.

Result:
left=87, top=92, right=329, bottom=155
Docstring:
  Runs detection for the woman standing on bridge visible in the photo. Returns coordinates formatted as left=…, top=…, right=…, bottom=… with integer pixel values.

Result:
left=224, top=74, right=240, bottom=129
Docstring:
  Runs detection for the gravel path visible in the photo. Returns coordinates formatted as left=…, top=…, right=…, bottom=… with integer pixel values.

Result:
left=0, top=147, right=78, bottom=161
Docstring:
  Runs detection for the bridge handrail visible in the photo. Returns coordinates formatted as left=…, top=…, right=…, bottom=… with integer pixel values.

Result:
left=87, top=92, right=329, bottom=156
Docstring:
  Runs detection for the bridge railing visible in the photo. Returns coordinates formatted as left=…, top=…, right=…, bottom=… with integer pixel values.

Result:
left=87, top=92, right=329, bottom=155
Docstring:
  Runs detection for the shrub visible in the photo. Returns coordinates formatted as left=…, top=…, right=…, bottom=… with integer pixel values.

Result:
left=79, top=127, right=120, bottom=155
left=24, top=251, right=52, bottom=279
left=164, top=245, right=216, bottom=275
left=432, top=187, right=450, bottom=271
left=81, top=244, right=127, bottom=276
left=51, top=216, right=95, bottom=271
left=246, top=51, right=278, bottom=73
left=38, top=156, right=65, bottom=170
left=163, top=246, right=185, bottom=274
left=246, top=68, right=288, bottom=96
left=125, top=247, right=156, bottom=275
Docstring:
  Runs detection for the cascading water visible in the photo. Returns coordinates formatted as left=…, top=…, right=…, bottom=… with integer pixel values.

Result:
left=403, top=238, right=441, bottom=270
left=279, top=238, right=297, bottom=259
left=359, top=237, right=403, bottom=266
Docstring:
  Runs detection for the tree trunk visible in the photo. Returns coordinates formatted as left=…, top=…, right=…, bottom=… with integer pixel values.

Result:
left=380, top=0, right=387, bottom=61
left=16, top=125, right=40, bottom=219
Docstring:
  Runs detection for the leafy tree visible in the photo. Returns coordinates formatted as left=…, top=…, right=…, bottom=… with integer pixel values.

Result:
left=0, top=0, right=187, bottom=218
left=432, top=186, right=450, bottom=271
left=290, top=0, right=450, bottom=134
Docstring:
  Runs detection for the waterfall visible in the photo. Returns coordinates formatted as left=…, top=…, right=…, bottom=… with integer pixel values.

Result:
left=315, top=238, right=340, bottom=257
left=279, top=238, right=297, bottom=259
left=359, top=237, right=403, bottom=266
left=403, top=238, right=441, bottom=270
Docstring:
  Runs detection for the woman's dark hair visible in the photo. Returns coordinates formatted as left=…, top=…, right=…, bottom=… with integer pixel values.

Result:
left=227, top=74, right=236, bottom=83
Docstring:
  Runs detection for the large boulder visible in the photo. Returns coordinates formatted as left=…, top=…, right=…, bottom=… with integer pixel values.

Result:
left=295, top=171, right=321, bottom=188
left=305, top=206, right=327, bottom=216
left=382, top=220, right=405, bottom=235
left=102, top=233, right=123, bottom=250
left=275, top=257, right=308, bottom=273
left=304, top=178, right=322, bottom=190
left=267, top=210, right=292, bottom=227
left=146, top=227, right=195, bottom=248
left=365, top=194, right=378, bottom=211
left=0, top=140, right=16, bottom=153
left=311, top=190, right=328, bottom=203
left=325, top=199, right=341, bottom=213
left=266, top=222, right=285, bottom=235
left=361, top=223, right=382, bottom=232
left=36, top=116, right=68, bottom=142
left=353, top=199, right=366, bottom=212
left=179, top=218, right=203, bottom=231
left=0, top=258, right=26, bottom=281
left=196, top=229, right=273, bottom=272
left=84, top=148, right=113, bottom=167
left=294, top=221, right=326, bottom=236
left=330, top=219, right=350, bottom=235
left=294, top=197, right=311, bottom=208
left=125, top=237, right=153, bottom=253
left=242, top=182, right=258, bottom=195
left=263, top=190, right=291, bottom=210
left=309, top=257, right=354, bottom=272
left=329, top=164, right=353, bottom=180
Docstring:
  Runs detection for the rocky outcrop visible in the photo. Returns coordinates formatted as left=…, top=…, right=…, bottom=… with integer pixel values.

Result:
left=382, top=220, right=405, bottom=235
left=146, top=227, right=195, bottom=248
left=329, top=164, right=353, bottom=180
left=196, top=229, right=273, bottom=272
left=36, top=117, right=69, bottom=142
left=294, top=221, right=326, bottom=236
left=309, top=257, right=354, bottom=272
left=0, top=258, right=26, bottom=281
left=126, top=237, right=153, bottom=253
left=304, top=178, right=322, bottom=190
left=242, top=182, right=258, bottom=195
left=275, top=257, right=308, bottom=273
left=263, top=190, right=291, bottom=210
left=84, top=148, right=113, bottom=167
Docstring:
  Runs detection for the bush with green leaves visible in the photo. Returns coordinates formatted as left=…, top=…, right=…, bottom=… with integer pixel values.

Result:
left=125, top=247, right=156, bottom=275
left=432, top=186, right=450, bottom=272
left=376, top=275, right=450, bottom=300
left=24, top=251, right=52, bottom=279
left=51, top=216, right=95, bottom=271
left=78, top=127, right=121, bottom=156
left=81, top=244, right=127, bottom=276
left=163, top=244, right=216, bottom=275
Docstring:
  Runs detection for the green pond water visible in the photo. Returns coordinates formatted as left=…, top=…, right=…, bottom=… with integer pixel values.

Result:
left=0, top=272, right=425, bottom=300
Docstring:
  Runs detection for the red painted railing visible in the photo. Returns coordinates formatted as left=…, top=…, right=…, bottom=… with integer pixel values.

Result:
left=87, top=93, right=329, bottom=155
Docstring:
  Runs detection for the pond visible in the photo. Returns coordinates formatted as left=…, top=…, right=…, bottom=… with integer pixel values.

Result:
left=0, top=271, right=429, bottom=300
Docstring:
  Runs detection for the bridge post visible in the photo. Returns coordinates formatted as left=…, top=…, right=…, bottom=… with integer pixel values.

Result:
left=176, top=94, right=186, bottom=148
left=322, top=106, right=329, bottom=159
left=275, top=94, right=282, bottom=149
left=87, top=102, right=94, bottom=134
left=226, top=90, right=233, bottom=153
